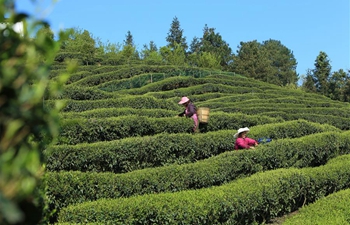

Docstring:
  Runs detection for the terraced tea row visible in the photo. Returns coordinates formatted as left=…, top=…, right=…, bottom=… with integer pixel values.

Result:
left=56, top=154, right=350, bottom=224
left=46, top=121, right=346, bottom=221
left=57, top=112, right=282, bottom=144
left=46, top=120, right=337, bottom=173
left=46, top=64, right=350, bottom=224
left=283, top=188, right=350, bottom=225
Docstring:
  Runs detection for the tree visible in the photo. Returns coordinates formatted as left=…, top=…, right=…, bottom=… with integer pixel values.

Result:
left=78, top=30, right=96, bottom=65
left=261, top=39, right=298, bottom=86
left=141, top=41, right=157, bottom=58
left=160, top=44, right=186, bottom=67
left=189, top=36, right=201, bottom=54
left=37, top=23, right=54, bottom=40
left=200, top=25, right=232, bottom=69
left=0, top=1, right=73, bottom=224
left=186, top=37, right=201, bottom=67
left=233, top=39, right=299, bottom=86
left=342, top=73, right=350, bottom=102
left=233, top=40, right=272, bottom=82
left=56, top=28, right=96, bottom=65
left=124, top=30, right=134, bottom=46
left=141, top=41, right=162, bottom=65
left=122, top=31, right=140, bottom=64
left=197, top=52, right=221, bottom=69
left=328, top=69, right=349, bottom=101
left=121, top=44, right=139, bottom=64
left=102, top=40, right=122, bottom=65
left=166, top=16, right=187, bottom=51
left=313, top=51, right=331, bottom=95
left=301, top=69, right=317, bottom=92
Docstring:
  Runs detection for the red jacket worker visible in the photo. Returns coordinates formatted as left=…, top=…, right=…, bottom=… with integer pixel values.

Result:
left=234, top=127, right=258, bottom=150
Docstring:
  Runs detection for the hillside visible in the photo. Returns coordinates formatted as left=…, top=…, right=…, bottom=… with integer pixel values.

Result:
left=45, top=64, right=350, bottom=224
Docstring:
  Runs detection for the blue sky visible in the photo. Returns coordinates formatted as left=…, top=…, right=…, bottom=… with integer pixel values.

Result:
left=16, top=0, right=349, bottom=82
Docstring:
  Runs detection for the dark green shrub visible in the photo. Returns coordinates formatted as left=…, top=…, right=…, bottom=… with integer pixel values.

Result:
left=56, top=154, right=350, bottom=224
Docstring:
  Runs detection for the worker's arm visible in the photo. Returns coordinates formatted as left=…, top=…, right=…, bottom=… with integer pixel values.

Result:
left=178, top=110, right=185, bottom=117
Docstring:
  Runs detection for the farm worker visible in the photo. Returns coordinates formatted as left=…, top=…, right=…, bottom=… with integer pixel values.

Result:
left=178, top=96, right=199, bottom=132
left=234, top=127, right=258, bottom=150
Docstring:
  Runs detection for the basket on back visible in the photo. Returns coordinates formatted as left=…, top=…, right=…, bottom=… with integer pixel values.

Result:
left=197, top=107, right=210, bottom=123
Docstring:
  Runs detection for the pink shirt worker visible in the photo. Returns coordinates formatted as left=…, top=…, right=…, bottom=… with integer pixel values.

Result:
left=234, top=127, right=258, bottom=150
left=178, top=96, right=199, bottom=132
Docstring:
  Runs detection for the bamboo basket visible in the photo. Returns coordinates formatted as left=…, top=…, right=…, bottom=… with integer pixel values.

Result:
left=197, top=107, right=210, bottom=123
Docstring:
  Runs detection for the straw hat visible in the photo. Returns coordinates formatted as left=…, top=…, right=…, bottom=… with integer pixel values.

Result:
left=234, top=127, right=250, bottom=138
left=178, top=96, right=190, bottom=105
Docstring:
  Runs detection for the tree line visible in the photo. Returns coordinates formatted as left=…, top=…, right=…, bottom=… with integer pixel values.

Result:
left=42, top=16, right=349, bottom=102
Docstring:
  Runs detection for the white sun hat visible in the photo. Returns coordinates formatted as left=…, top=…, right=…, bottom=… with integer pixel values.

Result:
left=234, top=127, right=250, bottom=138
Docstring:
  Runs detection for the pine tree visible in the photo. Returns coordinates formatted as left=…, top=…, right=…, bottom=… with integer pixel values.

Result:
left=166, top=16, right=187, bottom=51
left=313, top=51, right=331, bottom=95
left=124, top=30, right=134, bottom=46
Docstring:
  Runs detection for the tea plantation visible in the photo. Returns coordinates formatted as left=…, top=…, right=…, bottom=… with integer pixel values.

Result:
left=45, top=64, right=350, bottom=224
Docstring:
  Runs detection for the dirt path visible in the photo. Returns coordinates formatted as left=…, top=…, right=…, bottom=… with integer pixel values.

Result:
left=268, top=210, right=299, bottom=224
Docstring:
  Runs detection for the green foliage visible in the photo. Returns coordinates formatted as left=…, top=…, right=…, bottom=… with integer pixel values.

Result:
left=302, top=69, right=317, bottom=92
left=56, top=116, right=194, bottom=145
left=233, top=39, right=299, bottom=86
left=233, top=40, right=274, bottom=82
left=328, top=69, right=350, bottom=101
left=166, top=16, right=187, bottom=51
left=0, top=3, right=73, bottom=224
left=201, top=25, right=232, bottom=69
left=60, top=107, right=177, bottom=119
left=45, top=95, right=180, bottom=112
left=47, top=117, right=316, bottom=173
left=52, top=85, right=116, bottom=100
left=160, top=45, right=186, bottom=66
left=313, top=51, right=332, bottom=95
left=68, top=64, right=196, bottom=87
left=44, top=121, right=344, bottom=219
left=197, top=52, right=221, bottom=69
left=283, top=188, right=350, bottom=225
left=59, top=28, right=96, bottom=65
left=262, top=39, right=298, bottom=86
left=123, top=30, right=134, bottom=46
left=30, top=15, right=350, bottom=223
left=56, top=154, right=350, bottom=224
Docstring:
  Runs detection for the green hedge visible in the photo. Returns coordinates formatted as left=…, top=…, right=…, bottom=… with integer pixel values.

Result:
left=214, top=105, right=350, bottom=118
left=118, top=76, right=267, bottom=95
left=46, top=119, right=341, bottom=173
left=202, top=96, right=349, bottom=110
left=59, top=110, right=283, bottom=126
left=283, top=188, right=350, bottom=225
left=45, top=121, right=342, bottom=218
left=73, top=65, right=223, bottom=87
left=97, top=70, right=235, bottom=93
left=48, top=86, right=117, bottom=100
left=65, top=71, right=93, bottom=84
left=44, top=96, right=180, bottom=112
left=56, top=112, right=282, bottom=145
left=91, top=65, right=129, bottom=74
left=56, top=116, right=194, bottom=145
left=60, top=108, right=177, bottom=119
left=142, top=83, right=264, bottom=100
left=260, top=106, right=350, bottom=118
left=98, top=73, right=173, bottom=92
left=56, top=154, right=350, bottom=224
